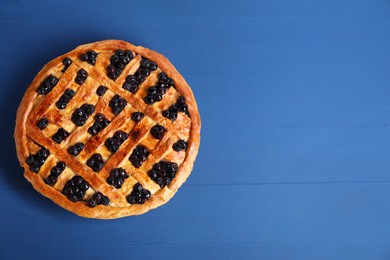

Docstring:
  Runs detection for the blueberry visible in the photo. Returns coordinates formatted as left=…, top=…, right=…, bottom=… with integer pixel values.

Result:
left=79, top=182, right=90, bottom=191
left=96, top=85, right=107, bottom=96
left=167, top=77, right=174, bottom=86
left=56, top=89, right=75, bottom=110
left=140, top=58, right=157, bottom=71
left=45, top=175, right=57, bottom=186
left=67, top=142, right=84, bottom=156
left=105, top=130, right=128, bottom=153
left=144, top=96, right=154, bottom=105
left=87, top=198, right=98, bottom=207
left=135, top=73, right=145, bottom=83
left=129, top=145, right=149, bottom=168
left=88, top=114, right=110, bottom=136
left=116, top=49, right=125, bottom=56
left=126, top=183, right=152, bottom=204
left=81, top=104, right=95, bottom=115
left=75, top=142, right=85, bottom=151
left=150, top=63, right=157, bottom=71
left=62, top=176, right=89, bottom=202
left=107, top=64, right=115, bottom=73
left=107, top=168, right=128, bottom=189
left=26, top=155, right=35, bottom=166
left=158, top=72, right=167, bottom=81
left=72, top=103, right=95, bottom=126
left=150, top=125, right=166, bottom=139
left=156, top=87, right=167, bottom=96
left=110, top=54, right=119, bottom=65
left=37, top=75, right=59, bottom=95
left=162, top=96, right=189, bottom=120
left=162, top=109, right=177, bottom=121
left=100, top=195, right=110, bottom=206
left=114, top=131, right=128, bottom=142
left=122, top=81, right=131, bottom=91
left=107, top=176, right=115, bottom=186
left=87, top=153, right=104, bottom=172
left=109, top=95, right=127, bottom=115
left=134, top=183, right=143, bottom=192
left=173, top=140, right=188, bottom=151
left=131, top=112, right=144, bottom=123
left=105, top=138, right=118, bottom=153
left=129, top=84, right=139, bottom=93
left=142, top=189, right=151, bottom=199
left=57, top=161, right=66, bottom=170
left=147, top=87, right=157, bottom=95
left=62, top=57, right=72, bottom=72
left=67, top=146, right=78, bottom=156
left=30, top=166, right=40, bottom=173
left=86, top=50, right=98, bottom=65
left=52, top=128, right=69, bottom=144
left=107, top=50, right=133, bottom=80
left=36, top=117, right=49, bottom=130
left=80, top=53, right=88, bottom=61
left=143, top=70, right=174, bottom=105
left=75, top=69, right=88, bottom=85
left=126, top=75, right=137, bottom=84
left=148, top=161, right=178, bottom=187
left=139, top=68, right=150, bottom=76
left=73, top=176, right=83, bottom=185
left=120, top=55, right=130, bottom=64
left=50, top=166, right=62, bottom=177
left=125, top=50, right=133, bottom=59
left=131, top=158, right=142, bottom=168
left=80, top=51, right=98, bottom=65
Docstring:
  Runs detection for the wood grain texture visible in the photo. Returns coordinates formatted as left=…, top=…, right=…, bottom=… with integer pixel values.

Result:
left=1, top=0, right=390, bottom=259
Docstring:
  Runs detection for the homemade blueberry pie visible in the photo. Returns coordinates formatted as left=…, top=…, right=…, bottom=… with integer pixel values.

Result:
left=14, top=40, right=201, bottom=219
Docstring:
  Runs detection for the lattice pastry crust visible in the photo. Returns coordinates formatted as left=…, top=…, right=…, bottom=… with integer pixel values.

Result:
left=14, top=40, right=201, bottom=219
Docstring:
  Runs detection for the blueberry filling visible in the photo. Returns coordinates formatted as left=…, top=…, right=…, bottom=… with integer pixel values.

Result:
left=86, top=153, right=105, bottom=172
left=37, top=75, right=59, bottom=95
left=131, top=112, right=144, bottom=123
left=26, top=147, right=50, bottom=173
left=67, top=142, right=85, bottom=156
left=162, top=95, right=189, bottom=121
left=44, top=161, right=66, bottom=186
left=36, top=117, right=49, bottom=130
left=71, top=103, right=95, bottom=126
left=88, top=113, right=110, bottom=136
left=144, top=72, right=174, bottom=105
left=109, top=94, right=127, bottom=115
left=122, top=58, right=157, bottom=93
left=62, top=57, right=72, bottom=72
left=62, top=176, right=90, bottom=202
left=107, top=49, right=133, bottom=80
left=52, top=128, right=70, bottom=144
left=96, top=85, right=107, bottom=96
left=56, top=89, right=75, bottom=109
left=75, top=69, right=88, bottom=85
left=126, top=183, right=151, bottom=204
left=129, top=145, right=149, bottom=168
left=86, top=192, right=110, bottom=207
left=105, top=130, right=128, bottom=153
left=79, top=50, right=98, bottom=65
left=147, top=161, right=178, bottom=188
left=150, top=124, right=166, bottom=139
left=173, top=140, right=188, bottom=151
left=106, top=168, right=129, bottom=189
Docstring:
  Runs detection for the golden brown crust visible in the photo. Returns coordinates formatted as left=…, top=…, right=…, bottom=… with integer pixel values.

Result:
left=14, top=40, right=201, bottom=219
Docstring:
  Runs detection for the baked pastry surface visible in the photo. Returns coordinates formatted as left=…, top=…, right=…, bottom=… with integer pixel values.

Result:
left=14, top=40, right=201, bottom=219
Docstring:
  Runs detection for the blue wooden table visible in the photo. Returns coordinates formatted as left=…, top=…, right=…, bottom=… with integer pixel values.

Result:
left=1, top=0, right=390, bottom=259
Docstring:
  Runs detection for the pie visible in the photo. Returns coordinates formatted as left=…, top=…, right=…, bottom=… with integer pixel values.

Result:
left=14, top=40, right=201, bottom=219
